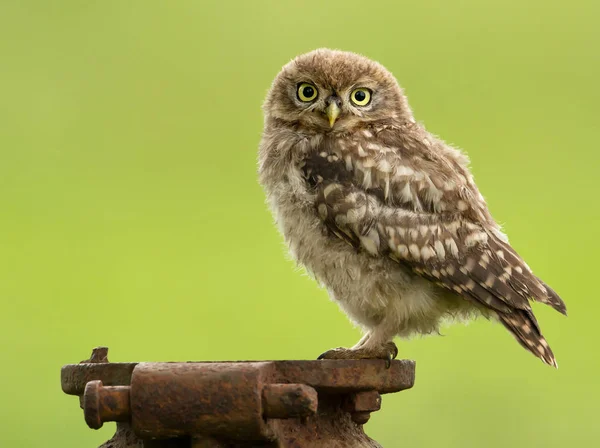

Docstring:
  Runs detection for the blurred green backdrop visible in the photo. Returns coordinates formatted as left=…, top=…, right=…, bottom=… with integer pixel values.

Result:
left=1, top=1, right=598, bottom=446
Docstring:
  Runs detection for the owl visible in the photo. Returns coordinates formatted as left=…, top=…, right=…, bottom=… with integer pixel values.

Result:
left=258, top=49, right=566, bottom=367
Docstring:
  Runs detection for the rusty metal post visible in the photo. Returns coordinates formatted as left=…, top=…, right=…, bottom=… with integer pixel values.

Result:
left=62, top=347, right=416, bottom=447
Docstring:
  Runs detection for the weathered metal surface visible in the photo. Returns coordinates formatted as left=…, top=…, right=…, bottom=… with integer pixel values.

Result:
left=62, top=347, right=416, bottom=447
left=131, top=362, right=274, bottom=440
left=84, top=380, right=131, bottom=429
left=262, top=384, right=318, bottom=419
left=268, top=394, right=384, bottom=448
left=83, top=347, right=110, bottom=364
left=62, top=362, right=137, bottom=396
left=270, top=359, right=414, bottom=394
left=99, top=423, right=143, bottom=448
left=343, top=390, right=382, bottom=424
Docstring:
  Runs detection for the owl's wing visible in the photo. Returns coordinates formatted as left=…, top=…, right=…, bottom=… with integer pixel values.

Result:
left=303, top=135, right=565, bottom=366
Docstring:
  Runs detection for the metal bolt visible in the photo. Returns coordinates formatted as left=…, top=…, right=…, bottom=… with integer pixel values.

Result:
left=81, top=346, right=109, bottom=364
left=344, top=390, right=381, bottom=424
left=262, top=383, right=318, bottom=419
left=84, top=380, right=131, bottom=429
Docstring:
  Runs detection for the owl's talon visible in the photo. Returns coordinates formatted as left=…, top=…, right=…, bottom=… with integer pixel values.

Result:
left=384, top=342, right=398, bottom=368
left=317, top=342, right=398, bottom=366
left=317, top=347, right=346, bottom=360
left=387, top=341, right=399, bottom=360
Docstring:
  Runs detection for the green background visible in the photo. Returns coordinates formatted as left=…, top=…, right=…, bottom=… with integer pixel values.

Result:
left=1, top=1, right=598, bottom=446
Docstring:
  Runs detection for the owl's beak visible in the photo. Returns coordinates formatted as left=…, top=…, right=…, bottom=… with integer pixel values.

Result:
left=325, top=102, right=341, bottom=128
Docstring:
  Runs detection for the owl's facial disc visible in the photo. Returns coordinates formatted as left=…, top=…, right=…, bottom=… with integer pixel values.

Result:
left=265, top=49, right=415, bottom=132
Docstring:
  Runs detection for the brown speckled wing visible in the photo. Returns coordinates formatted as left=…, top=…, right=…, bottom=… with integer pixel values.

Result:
left=303, top=128, right=565, bottom=366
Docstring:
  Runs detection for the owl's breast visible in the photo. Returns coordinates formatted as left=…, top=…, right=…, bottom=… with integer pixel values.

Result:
left=301, top=148, right=354, bottom=190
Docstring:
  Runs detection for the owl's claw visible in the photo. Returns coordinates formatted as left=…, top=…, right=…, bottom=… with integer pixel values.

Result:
left=317, top=342, right=398, bottom=368
left=317, top=350, right=332, bottom=360
left=383, top=352, right=392, bottom=369
left=384, top=342, right=399, bottom=369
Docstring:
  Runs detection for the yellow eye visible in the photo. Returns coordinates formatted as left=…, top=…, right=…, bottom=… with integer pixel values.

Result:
left=350, top=88, right=371, bottom=106
left=297, top=83, right=318, bottom=102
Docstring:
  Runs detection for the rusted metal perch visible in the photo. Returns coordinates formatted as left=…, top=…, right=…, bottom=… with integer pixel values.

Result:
left=61, top=347, right=416, bottom=447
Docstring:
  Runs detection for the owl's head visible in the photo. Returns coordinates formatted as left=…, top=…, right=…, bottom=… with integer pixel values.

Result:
left=263, top=49, right=413, bottom=133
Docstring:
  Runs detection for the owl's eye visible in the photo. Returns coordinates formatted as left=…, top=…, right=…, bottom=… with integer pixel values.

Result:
left=350, top=88, right=371, bottom=106
left=297, top=83, right=318, bottom=102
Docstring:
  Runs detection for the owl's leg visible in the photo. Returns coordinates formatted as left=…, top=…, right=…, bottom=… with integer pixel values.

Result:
left=351, top=332, right=371, bottom=349
left=317, top=323, right=398, bottom=368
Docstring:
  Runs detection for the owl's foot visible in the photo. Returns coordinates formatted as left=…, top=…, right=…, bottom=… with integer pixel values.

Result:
left=317, top=342, right=398, bottom=368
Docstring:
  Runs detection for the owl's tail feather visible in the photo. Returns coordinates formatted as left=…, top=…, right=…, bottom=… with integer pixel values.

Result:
left=491, top=236, right=567, bottom=316
left=538, top=280, right=568, bottom=316
left=498, top=310, right=558, bottom=368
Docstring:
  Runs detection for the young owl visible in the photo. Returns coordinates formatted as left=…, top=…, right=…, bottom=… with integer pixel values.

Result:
left=258, top=48, right=566, bottom=367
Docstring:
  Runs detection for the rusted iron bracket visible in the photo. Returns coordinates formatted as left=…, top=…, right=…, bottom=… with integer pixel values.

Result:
left=62, top=347, right=416, bottom=447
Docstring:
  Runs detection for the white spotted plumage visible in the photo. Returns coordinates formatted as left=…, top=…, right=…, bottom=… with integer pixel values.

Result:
left=259, top=48, right=566, bottom=366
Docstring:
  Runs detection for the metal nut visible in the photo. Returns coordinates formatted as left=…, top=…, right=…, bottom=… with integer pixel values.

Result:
left=344, top=390, right=381, bottom=424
